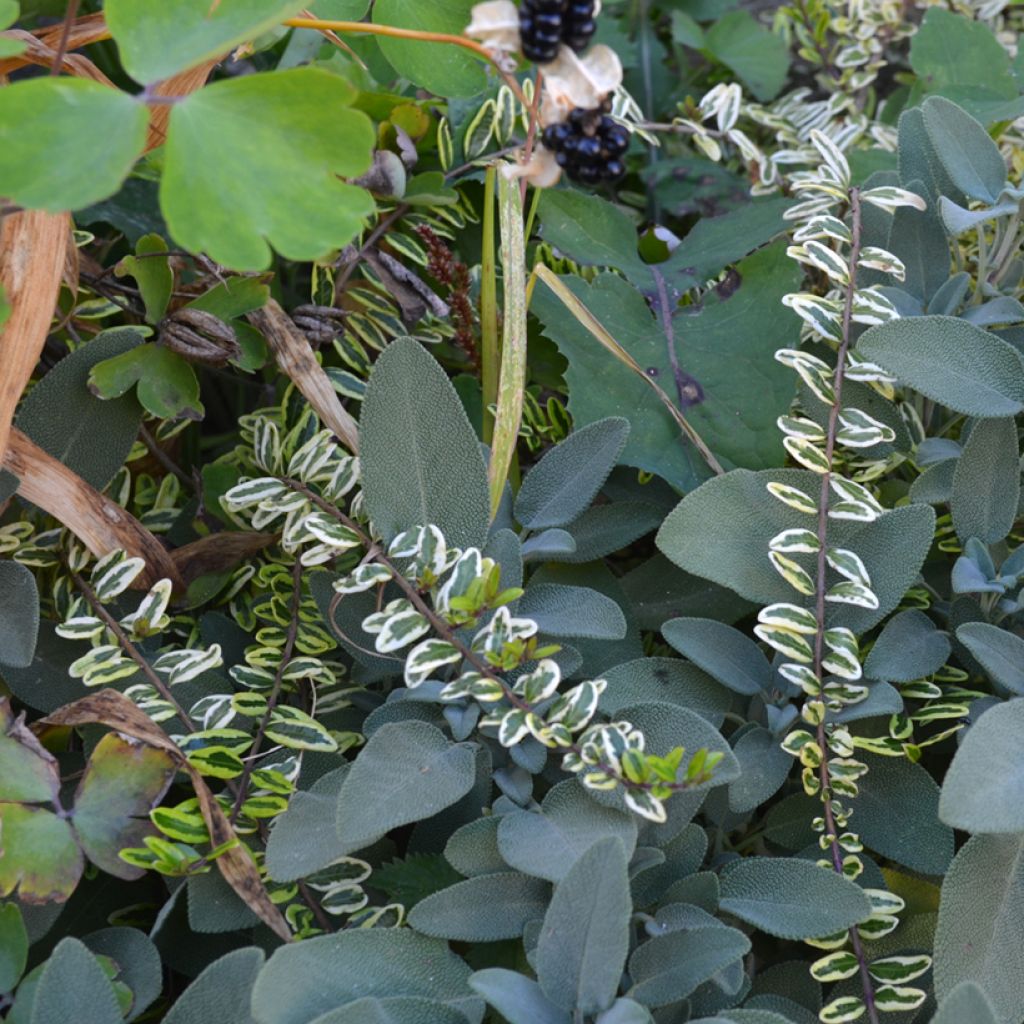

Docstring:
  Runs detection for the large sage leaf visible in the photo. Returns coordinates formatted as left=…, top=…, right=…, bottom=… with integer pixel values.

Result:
left=934, top=834, right=1024, bottom=1024
left=29, top=939, right=124, bottom=1024
left=955, top=624, right=1024, bottom=694
left=718, top=858, right=872, bottom=939
left=536, top=837, right=631, bottom=1016
left=951, top=417, right=1020, bottom=543
left=939, top=699, right=1024, bottom=833
left=857, top=317, right=1024, bottom=418
left=360, top=337, right=490, bottom=548
left=0, top=562, right=39, bottom=669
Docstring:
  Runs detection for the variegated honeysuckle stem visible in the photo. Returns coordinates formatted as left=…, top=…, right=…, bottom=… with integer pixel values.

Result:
left=284, top=478, right=705, bottom=800
left=71, top=571, right=197, bottom=734
left=228, top=559, right=303, bottom=826
left=809, top=188, right=880, bottom=1024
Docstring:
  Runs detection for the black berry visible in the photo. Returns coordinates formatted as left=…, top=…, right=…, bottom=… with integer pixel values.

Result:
left=519, top=0, right=598, bottom=64
left=540, top=104, right=629, bottom=187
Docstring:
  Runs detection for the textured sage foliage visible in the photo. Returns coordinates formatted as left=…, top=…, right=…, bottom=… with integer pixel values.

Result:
left=1, top=1, right=1024, bottom=1023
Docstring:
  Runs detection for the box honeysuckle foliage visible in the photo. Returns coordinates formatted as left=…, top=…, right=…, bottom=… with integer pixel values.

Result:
left=1, top=1, right=1024, bottom=1023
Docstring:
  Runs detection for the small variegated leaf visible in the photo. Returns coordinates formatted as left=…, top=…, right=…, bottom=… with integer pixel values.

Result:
left=819, top=996, right=866, bottom=1023
left=788, top=240, right=850, bottom=284
left=859, top=185, right=926, bottom=212
left=844, top=354, right=897, bottom=386
left=754, top=624, right=815, bottom=663
left=265, top=706, right=339, bottom=752
left=188, top=694, right=237, bottom=730
left=759, top=602, right=819, bottom=634
left=810, top=129, right=851, bottom=188
left=779, top=662, right=821, bottom=695
left=623, top=788, right=667, bottom=823
left=512, top=658, right=562, bottom=703
left=868, top=955, right=932, bottom=984
left=851, top=287, right=899, bottom=326
left=546, top=679, right=607, bottom=731
left=792, top=214, right=851, bottom=245
left=836, top=408, right=896, bottom=448
left=187, top=746, right=245, bottom=779
left=830, top=477, right=883, bottom=517
left=770, top=528, right=820, bottom=553
left=153, top=644, right=224, bottom=685
left=223, top=477, right=287, bottom=511
left=811, top=951, right=861, bottom=983
left=873, top=986, right=926, bottom=1012
left=333, top=563, right=391, bottom=594
left=781, top=293, right=844, bottom=342
left=827, top=547, right=870, bottom=585
left=437, top=116, right=454, bottom=171
left=825, top=580, right=880, bottom=609
left=864, top=889, right=905, bottom=916
left=857, top=246, right=905, bottom=281
left=784, top=434, right=831, bottom=472
left=372, top=606, right=430, bottom=654
left=231, top=692, right=269, bottom=717
left=320, top=884, right=369, bottom=916
left=777, top=415, right=826, bottom=441
left=303, top=513, right=362, bottom=550
left=498, top=708, right=533, bottom=747
left=769, top=551, right=816, bottom=595
left=767, top=481, right=819, bottom=515
left=465, top=99, right=497, bottom=160
left=91, top=552, right=146, bottom=601
left=121, top=578, right=174, bottom=637
left=56, top=616, right=107, bottom=641
left=404, top=638, right=461, bottom=687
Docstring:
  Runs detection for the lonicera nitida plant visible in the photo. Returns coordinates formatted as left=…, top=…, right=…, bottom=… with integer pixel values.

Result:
left=1, top=1, right=1024, bottom=1023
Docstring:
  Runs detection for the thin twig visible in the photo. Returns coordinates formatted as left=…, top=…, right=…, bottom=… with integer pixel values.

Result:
left=49, top=0, right=80, bottom=76
left=139, top=423, right=195, bottom=491
left=809, top=187, right=879, bottom=1024
left=229, top=560, right=303, bottom=824
left=71, top=572, right=196, bottom=733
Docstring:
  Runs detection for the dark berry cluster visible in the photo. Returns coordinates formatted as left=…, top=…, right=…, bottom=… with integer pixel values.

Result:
left=519, top=0, right=597, bottom=64
left=541, top=107, right=629, bottom=185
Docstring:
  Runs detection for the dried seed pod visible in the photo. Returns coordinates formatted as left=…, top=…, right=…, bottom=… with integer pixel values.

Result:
left=292, top=305, right=348, bottom=346
left=159, top=308, right=241, bottom=366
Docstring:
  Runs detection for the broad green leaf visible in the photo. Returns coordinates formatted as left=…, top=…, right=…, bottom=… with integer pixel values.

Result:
left=115, top=234, right=173, bottom=324
left=265, top=766, right=349, bottom=881
left=657, top=469, right=935, bottom=633
left=361, top=337, right=490, bottom=547
left=662, top=618, right=772, bottom=696
left=298, top=999, right=468, bottom=1024
left=514, top=418, right=629, bottom=529
left=930, top=982, right=998, bottom=1024
left=534, top=244, right=801, bottom=490
left=106, top=0, right=308, bottom=83
left=921, top=97, right=1007, bottom=204
left=719, top=858, right=872, bottom=939
left=0, top=79, right=147, bottom=212
left=29, top=938, right=123, bottom=1024
left=909, top=9, right=1021, bottom=122
left=863, top=609, right=951, bottom=682
left=955, top=623, right=1024, bottom=694
left=849, top=755, right=953, bottom=875
left=0, top=902, right=28, bottom=993
left=537, top=837, right=632, bottom=1016
left=312, top=0, right=371, bottom=16
left=939, top=699, right=1024, bottom=833
left=0, top=700, right=60, bottom=804
left=162, top=69, right=374, bottom=270
left=0, top=804, right=82, bottom=903
left=251, top=930, right=481, bottom=1024
left=628, top=925, right=751, bottom=1008
left=161, top=948, right=264, bottom=1024
left=16, top=328, right=144, bottom=491
left=469, top=969, right=570, bottom=1024
left=88, top=344, right=203, bottom=421
left=497, top=778, right=638, bottom=883
left=858, top=316, right=1024, bottom=418
left=443, top=818, right=506, bottom=878
left=0, top=561, right=39, bottom=669
left=703, top=11, right=789, bottom=101
left=71, top=732, right=176, bottom=879
left=557, top=501, right=665, bottom=563
left=407, top=872, right=548, bottom=941
left=951, top=418, right=1020, bottom=543
left=516, top=583, right=627, bottom=640
left=334, top=722, right=477, bottom=855
left=934, top=834, right=1024, bottom=1024
left=373, top=0, right=486, bottom=98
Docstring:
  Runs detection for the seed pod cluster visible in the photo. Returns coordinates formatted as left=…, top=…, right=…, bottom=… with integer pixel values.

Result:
left=541, top=106, right=629, bottom=185
left=519, top=0, right=598, bottom=64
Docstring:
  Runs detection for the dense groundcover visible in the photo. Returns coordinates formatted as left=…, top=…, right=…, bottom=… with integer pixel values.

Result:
left=0, top=1, right=1023, bottom=1022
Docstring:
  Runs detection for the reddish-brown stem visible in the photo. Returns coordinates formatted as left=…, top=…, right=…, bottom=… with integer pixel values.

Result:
left=808, top=188, right=879, bottom=1024
left=50, top=0, right=81, bottom=76
left=285, top=479, right=705, bottom=798
left=71, top=572, right=196, bottom=733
